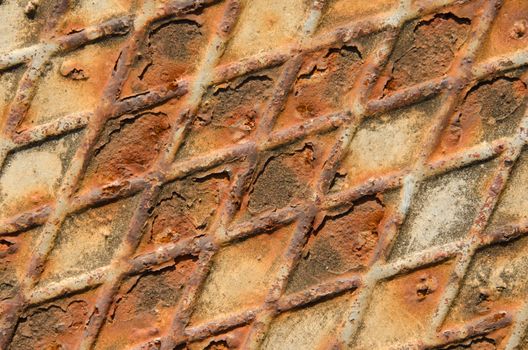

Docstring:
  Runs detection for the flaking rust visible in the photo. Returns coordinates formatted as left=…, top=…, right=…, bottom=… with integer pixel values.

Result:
left=2, top=0, right=528, bottom=349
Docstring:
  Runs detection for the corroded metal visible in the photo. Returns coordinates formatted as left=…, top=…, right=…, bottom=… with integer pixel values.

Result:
left=1, top=0, right=528, bottom=349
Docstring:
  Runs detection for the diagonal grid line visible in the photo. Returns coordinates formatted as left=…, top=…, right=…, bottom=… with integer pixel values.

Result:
left=2, top=0, right=528, bottom=349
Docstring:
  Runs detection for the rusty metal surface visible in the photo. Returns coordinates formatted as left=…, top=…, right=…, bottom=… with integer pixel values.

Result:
left=1, top=0, right=528, bottom=349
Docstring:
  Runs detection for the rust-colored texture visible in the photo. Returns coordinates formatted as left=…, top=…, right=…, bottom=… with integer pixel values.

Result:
left=1, top=0, right=528, bottom=349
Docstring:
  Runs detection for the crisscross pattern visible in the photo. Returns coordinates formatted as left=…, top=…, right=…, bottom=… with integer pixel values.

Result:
left=1, top=0, right=528, bottom=349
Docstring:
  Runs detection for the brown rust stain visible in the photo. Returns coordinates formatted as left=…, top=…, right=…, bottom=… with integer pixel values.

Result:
left=81, top=112, right=171, bottom=189
left=435, top=74, right=528, bottom=157
left=273, top=45, right=364, bottom=130
left=95, top=258, right=197, bottom=349
left=177, top=71, right=278, bottom=160
left=477, top=0, right=528, bottom=61
left=372, top=10, right=472, bottom=97
left=175, top=326, right=249, bottom=350
left=137, top=171, right=230, bottom=253
left=286, top=195, right=384, bottom=293
left=9, top=289, right=98, bottom=350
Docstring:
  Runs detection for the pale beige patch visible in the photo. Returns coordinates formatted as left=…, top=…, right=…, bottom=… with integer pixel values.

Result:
left=390, top=160, right=495, bottom=260
left=261, top=293, right=355, bottom=350
left=24, top=38, right=125, bottom=126
left=0, top=133, right=79, bottom=221
left=57, top=0, right=134, bottom=34
left=407, top=177, right=470, bottom=249
left=221, top=0, right=309, bottom=63
left=0, top=0, right=30, bottom=54
left=355, top=262, right=454, bottom=349
left=488, top=150, right=528, bottom=228
left=319, top=0, right=398, bottom=32
left=190, top=225, right=293, bottom=324
left=39, top=196, right=139, bottom=283
left=341, top=108, right=428, bottom=187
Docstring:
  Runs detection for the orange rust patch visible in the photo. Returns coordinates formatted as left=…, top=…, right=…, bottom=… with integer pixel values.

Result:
left=177, top=72, right=277, bottom=160
left=435, top=75, right=528, bottom=157
left=81, top=112, right=171, bottom=188
left=286, top=196, right=384, bottom=293
left=355, top=262, right=455, bottom=348
left=477, top=0, right=528, bottom=61
left=137, top=171, right=230, bottom=253
left=95, top=259, right=197, bottom=349
left=0, top=229, right=38, bottom=305
left=10, top=289, right=99, bottom=350
left=273, top=46, right=363, bottom=130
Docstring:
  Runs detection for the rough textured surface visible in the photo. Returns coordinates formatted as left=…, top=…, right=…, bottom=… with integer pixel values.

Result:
left=1, top=0, right=528, bottom=349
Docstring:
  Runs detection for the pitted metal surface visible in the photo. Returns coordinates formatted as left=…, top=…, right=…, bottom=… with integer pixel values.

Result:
left=1, top=0, right=528, bottom=349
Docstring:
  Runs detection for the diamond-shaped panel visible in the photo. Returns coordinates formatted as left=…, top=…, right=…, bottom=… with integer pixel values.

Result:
left=2, top=0, right=528, bottom=348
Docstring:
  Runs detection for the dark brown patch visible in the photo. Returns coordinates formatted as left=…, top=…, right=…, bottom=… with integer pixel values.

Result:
left=286, top=196, right=384, bottom=293
left=9, top=291, right=96, bottom=350
left=138, top=172, right=230, bottom=252
left=248, top=145, right=315, bottom=214
left=177, top=74, right=275, bottom=159
left=122, top=19, right=205, bottom=96
left=437, top=76, right=527, bottom=155
left=383, top=13, right=470, bottom=94
left=274, top=45, right=363, bottom=129
left=150, top=20, right=203, bottom=61
left=82, top=112, right=171, bottom=188
left=96, top=260, right=196, bottom=349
